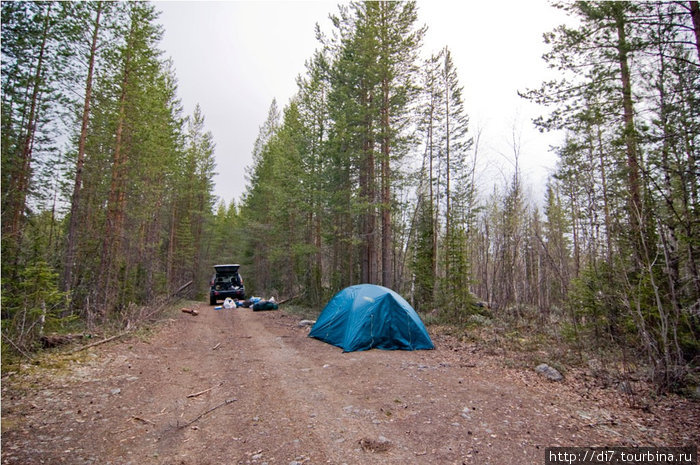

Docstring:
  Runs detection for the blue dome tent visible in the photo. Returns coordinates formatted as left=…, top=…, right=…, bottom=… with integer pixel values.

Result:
left=309, top=284, right=434, bottom=352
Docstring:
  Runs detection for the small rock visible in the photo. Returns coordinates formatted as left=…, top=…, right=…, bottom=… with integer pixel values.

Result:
left=298, top=320, right=316, bottom=327
left=535, top=363, right=563, bottom=382
left=359, top=436, right=392, bottom=453
left=110, top=388, right=121, bottom=395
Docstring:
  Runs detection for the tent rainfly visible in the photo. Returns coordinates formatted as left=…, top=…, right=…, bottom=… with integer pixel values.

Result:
left=309, top=284, right=434, bottom=352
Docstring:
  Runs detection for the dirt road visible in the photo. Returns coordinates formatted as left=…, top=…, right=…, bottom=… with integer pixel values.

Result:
left=2, top=303, right=698, bottom=464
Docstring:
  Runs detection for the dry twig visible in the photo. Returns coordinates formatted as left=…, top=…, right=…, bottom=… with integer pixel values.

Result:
left=187, top=387, right=213, bottom=398
left=177, top=398, right=237, bottom=429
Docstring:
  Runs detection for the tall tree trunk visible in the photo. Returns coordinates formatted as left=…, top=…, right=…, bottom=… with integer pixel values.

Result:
left=63, top=2, right=102, bottom=293
left=99, top=23, right=133, bottom=319
left=428, top=106, right=437, bottom=295
left=444, top=71, right=452, bottom=284
left=359, top=87, right=377, bottom=284
left=166, top=201, right=176, bottom=287
left=596, top=124, right=613, bottom=265
left=614, top=6, right=643, bottom=258
left=380, top=52, right=393, bottom=287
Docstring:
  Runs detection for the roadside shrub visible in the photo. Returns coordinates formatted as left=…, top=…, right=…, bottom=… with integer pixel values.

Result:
left=2, top=261, right=70, bottom=357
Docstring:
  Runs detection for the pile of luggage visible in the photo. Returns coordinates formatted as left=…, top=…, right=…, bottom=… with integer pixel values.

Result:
left=220, top=296, right=278, bottom=311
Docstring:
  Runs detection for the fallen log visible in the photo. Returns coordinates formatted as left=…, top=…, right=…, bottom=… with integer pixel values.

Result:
left=173, top=280, right=193, bottom=296
left=40, top=333, right=85, bottom=348
left=181, top=308, right=199, bottom=316
left=67, top=332, right=128, bottom=354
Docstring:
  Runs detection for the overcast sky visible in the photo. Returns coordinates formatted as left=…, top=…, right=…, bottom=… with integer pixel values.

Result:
left=156, top=0, right=569, bottom=206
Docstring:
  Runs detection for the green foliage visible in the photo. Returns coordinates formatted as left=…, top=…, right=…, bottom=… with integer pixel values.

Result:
left=567, top=263, right=632, bottom=347
left=410, top=196, right=436, bottom=312
left=1, top=2, right=218, bottom=347
left=2, top=261, right=71, bottom=354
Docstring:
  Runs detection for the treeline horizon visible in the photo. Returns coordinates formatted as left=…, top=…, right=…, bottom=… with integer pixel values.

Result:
left=2, top=1, right=699, bottom=393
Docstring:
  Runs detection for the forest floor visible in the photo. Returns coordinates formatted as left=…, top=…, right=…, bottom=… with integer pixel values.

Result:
left=2, top=302, right=699, bottom=465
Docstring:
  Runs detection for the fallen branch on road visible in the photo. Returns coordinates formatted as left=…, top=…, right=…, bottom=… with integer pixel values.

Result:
left=177, top=398, right=237, bottom=429
left=131, top=416, right=155, bottom=426
left=186, top=387, right=213, bottom=398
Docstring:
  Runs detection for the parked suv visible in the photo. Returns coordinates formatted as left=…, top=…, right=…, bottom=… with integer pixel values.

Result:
left=209, top=264, right=245, bottom=305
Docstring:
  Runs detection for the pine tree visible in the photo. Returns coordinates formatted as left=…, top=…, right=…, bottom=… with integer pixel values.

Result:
left=240, top=100, right=281, bottom=292
left=437, top=46, right=472, bottom=295
left=296, top=51, right=331, bottom=305
left=61, top=1, right=107, bottom=293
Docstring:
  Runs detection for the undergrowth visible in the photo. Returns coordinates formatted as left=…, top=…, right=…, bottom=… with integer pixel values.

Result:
left=1, top=299, right=193, bottom=374
left=424, top=303, right=699, bottom=400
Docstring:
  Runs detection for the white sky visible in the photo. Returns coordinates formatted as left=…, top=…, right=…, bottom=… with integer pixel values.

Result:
left=156, top=0, right=568, bottom=207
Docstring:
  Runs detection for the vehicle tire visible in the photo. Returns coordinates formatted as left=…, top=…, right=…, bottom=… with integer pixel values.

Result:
left=209, top=295, right=217, bottom=305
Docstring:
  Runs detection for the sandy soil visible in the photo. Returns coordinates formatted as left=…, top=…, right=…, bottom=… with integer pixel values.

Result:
left=2, top=302, right=698, bottom=464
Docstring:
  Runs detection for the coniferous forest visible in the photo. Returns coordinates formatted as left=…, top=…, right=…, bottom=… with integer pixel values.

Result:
left=2, top=1, right=699, bottom=393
